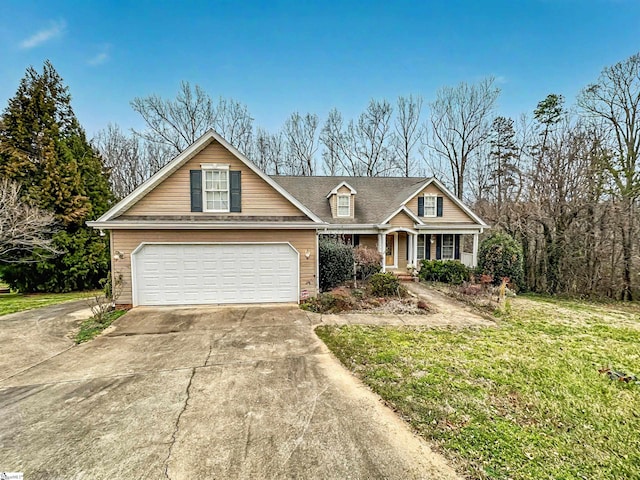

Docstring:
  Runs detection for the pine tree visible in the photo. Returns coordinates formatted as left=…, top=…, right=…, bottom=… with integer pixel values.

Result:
left=0, top=61, right=113, bottom=291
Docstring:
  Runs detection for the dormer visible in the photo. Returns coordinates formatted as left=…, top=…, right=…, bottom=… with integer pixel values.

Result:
left=326, top=181, right=357, bottom=219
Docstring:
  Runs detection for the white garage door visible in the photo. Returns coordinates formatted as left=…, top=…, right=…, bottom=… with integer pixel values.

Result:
left=132, top=243, right=299, bottom=306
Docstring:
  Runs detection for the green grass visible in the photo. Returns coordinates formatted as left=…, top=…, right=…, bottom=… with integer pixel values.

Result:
left=0, top=290, right=100, bottom=316
left=75, top=309, right=127, bottom=344
left=316, top=297, right=640, bottom=480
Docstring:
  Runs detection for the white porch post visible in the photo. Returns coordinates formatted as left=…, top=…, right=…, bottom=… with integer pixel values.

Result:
left=472, top=233, right=479, bottom=267
left=413, top=233, right=418, bottom=268
left=378, top=233, right=386, bottom=272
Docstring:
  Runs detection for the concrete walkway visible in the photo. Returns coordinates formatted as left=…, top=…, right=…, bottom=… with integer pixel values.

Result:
left=0, top=304, right=460, bottom=480
left=404, top=282, right=495, bottom=327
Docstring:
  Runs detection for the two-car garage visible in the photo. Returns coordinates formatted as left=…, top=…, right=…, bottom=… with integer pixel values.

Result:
left=131, top=243, right=300, bottom=306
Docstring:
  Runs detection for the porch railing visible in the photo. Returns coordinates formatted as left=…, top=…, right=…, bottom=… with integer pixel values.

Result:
left=461, top=252, right=474, bottom=268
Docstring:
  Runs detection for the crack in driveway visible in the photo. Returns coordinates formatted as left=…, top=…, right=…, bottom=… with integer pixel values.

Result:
left=163, top=366, right=196, bottom=480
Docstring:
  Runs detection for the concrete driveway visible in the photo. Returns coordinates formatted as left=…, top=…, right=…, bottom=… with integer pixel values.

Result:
left=0, top=304, right=459, bottom=479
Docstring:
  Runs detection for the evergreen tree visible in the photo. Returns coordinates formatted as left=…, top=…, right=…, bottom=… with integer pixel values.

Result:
left=0, top=61, right=113, bottom=292
left=488, top=116, right=520, bottom=212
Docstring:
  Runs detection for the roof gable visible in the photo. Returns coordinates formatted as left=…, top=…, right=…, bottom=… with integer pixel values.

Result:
left=326, top=181, right=357, bottom=197
left=95, top=130, right=323, bottom=223
left=402, top=178, right=488, bottom=226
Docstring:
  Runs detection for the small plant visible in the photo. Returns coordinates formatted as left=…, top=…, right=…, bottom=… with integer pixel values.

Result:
left=406, top=263, right=418, bottom=279
left=77, top=272, right=125, bottom=343
left=88, top=272, right=123, bottom=324
left=369, top=272, right=403, bottom=297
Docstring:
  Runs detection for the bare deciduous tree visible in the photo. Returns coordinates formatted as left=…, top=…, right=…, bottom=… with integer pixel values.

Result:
left=427, top=77, right=500, bottom=199
left=579, top=52, right=640, bottom=300
left=393, top=95, right=423, bottom=177
left=320, top=100, right=395, bottom=176
left=253, top=127, right=287, bottom=175
left=131, top=81, right=254, bottom=155
left=284, top=112, right=318, bottom=175
left=0, top=178, right=59, bottom=263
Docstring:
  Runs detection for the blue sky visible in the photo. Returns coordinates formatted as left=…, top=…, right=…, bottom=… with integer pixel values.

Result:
left=1, top=0, right=638, bottom=139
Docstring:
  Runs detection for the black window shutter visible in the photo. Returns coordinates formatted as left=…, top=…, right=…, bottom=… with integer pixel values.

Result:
left=190, top=170, right=202, bottom=212
left=426, top=236, right=431, bottom=260
left=418, top=196, right=425, bottom=216
left=230, top=170, right=242, bottom=212
left=437, top=197, right=443, bottom=217
left=436, top=235, right=441, bottom=259
left=455, top=234, right=460, bottom=260
left=354, top=234, right=360, bottom=246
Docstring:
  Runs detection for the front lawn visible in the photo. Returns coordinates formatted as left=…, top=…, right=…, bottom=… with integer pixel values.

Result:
left=0, top=291, right=99, bottom=316
left=316, top=296, right=640, bottom=479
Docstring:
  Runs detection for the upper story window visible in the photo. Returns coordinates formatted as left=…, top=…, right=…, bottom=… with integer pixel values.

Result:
left=337, top=194, right=350, bottom=217
left=424, top=195, right=437, bottom=217
left=203, top=166, right=229, bottom=212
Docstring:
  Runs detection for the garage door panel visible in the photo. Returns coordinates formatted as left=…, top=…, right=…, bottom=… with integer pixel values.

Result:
left=133, top=243, right=298, bottom=306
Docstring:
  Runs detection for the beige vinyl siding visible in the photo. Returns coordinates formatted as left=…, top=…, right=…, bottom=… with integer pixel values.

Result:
left=125, top=141, right=303, bottom=217
left=388, top=210, right=416, bottom=228
left=406, top=184, right=476, bottom=223
left=111, top=229, right=317, bottom=305
left=358, top=235, right=378, bottom=250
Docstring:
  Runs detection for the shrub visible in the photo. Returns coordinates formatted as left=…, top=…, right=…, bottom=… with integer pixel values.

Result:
left=354, top=245, right=382, bottom=280
left=419, top=260, right=470, bottom=285
left=478, top=232, right=523, bottom=287
left=319, top=238, right=354, bottom=291
left=300, top=291, right=355, bottom=313
left=369, top=272, right=403, bottom=297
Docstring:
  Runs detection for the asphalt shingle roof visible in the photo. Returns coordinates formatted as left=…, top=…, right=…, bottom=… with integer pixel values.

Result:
left=271, top=176, right=430, bottom=224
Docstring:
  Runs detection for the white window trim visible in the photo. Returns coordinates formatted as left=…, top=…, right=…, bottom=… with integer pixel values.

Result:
left=441, top=234, right=455, bottom=260
left=337, top=194, right=351, bottom=217
left=424, top=194, right=437, bottom=218
left=202, top=165, right=230, bottom=213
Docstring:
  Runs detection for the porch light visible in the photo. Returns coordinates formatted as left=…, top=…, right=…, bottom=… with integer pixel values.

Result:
left=305, top=249, right=311, bottom=259
left=113, top=251, right=124, bottom=260
left=430, top=235, right=435, bottom=244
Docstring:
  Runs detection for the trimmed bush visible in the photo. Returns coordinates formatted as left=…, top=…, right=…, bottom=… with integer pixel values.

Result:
left=419, top=260, right=470, bottom=285
left=319, top=238, right=354, bottom=291
left=478, top=232, right=523, bottom=287
left=369, top=272, right=402, bottom=297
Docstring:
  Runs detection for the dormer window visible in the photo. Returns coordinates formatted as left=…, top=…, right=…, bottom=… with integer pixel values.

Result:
left=326, top=181, right=357, bottom=219
left=337, top=194, right=351, bottom=217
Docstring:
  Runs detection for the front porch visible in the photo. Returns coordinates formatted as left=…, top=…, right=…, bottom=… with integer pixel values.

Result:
left=375, top=229, right=478, bottom=274
left=321, top=229, right=479, bottom=273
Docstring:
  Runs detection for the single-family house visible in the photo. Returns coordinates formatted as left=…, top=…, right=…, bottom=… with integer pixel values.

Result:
left=88, top=130, right=488, bottom=307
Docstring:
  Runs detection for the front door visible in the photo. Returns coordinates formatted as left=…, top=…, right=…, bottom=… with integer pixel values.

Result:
left=385, top=234, right=395, bottom=267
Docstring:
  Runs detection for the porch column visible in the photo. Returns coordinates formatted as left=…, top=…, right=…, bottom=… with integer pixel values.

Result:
left=413, top=233, right=418, bottom=267
left=378, top=233, right=386, bottom=272
left=472, top=233, right=479, bottom=267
